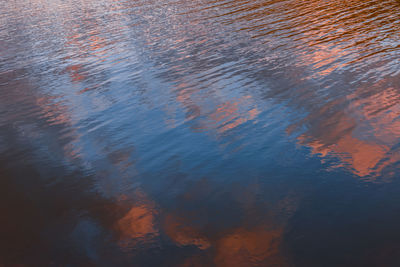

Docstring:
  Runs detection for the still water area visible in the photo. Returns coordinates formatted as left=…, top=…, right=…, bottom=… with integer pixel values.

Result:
left=1, top=0, right=400, bottom=266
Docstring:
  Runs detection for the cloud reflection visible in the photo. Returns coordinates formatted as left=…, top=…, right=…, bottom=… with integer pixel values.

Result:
left=294, top=79, right=400, bottom=178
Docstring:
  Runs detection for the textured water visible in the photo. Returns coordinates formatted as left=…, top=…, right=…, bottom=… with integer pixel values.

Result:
left=1, top=0, right=400, bottom=266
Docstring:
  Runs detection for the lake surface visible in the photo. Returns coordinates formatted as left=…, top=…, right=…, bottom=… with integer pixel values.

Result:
left=1, top=0, right=400, bottom=266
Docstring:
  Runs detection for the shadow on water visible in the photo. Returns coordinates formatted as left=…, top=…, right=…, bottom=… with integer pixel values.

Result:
left=1, top=0, right=400, bottom=266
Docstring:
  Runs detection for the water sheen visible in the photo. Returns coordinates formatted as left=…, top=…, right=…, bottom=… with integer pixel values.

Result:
left=1, top=0, right=400, bottom=266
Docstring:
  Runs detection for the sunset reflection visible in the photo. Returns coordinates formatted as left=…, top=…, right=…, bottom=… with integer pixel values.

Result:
left=295, top=81, right=400, bottom=178
left=163, top=214, right=211, bottom=250
left=215, top=227, right=284, bottom=267
left=2, top=0, right=400, bottom=265
left=116, top=203, right=158, bottom=244
left=172, top=81, right=260, bottom=135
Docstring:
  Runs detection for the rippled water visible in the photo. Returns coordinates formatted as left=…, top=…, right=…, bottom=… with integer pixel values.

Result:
left=1, top=0, right=400, bottom=265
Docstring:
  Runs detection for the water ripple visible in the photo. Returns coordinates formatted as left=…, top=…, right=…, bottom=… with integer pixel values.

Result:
left=1, top=0, right=400, bottom=265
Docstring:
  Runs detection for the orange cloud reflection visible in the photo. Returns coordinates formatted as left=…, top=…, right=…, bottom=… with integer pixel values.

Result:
left=115, top=200, right=159, bottom=247
left=295, top=82, right=400, bottom=178
left=215, top=227, right=284, bottom=267
left=163, top=214, right=211, bottom=250
left=172, top=83, right=259, bottom=135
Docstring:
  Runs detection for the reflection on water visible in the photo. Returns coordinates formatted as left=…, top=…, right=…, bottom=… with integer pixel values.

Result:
left=295, top=78, right=400, bottom=178
left=2, top=0, right=400, bottom=265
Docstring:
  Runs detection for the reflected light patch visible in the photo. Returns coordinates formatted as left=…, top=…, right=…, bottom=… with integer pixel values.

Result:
left=116, top=202, right=158, bottom=246
left=163, top=214, right=211, bottom=250
left=215, top=228, right=284, bottom=267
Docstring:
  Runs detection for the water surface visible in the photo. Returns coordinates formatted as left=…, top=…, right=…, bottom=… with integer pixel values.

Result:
left=1, top=0, right=400, bottom=266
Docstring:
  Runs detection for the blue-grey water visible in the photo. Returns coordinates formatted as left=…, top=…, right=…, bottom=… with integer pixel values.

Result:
left=1, top=0, right=400, bottom=266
